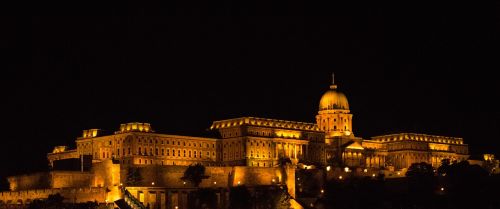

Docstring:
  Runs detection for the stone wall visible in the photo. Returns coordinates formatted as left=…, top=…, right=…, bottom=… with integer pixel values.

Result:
left=51, top=172, right=94, bottom=189
left=7, top=173, right=50, bottom=191
left=0, top=188, right=107, bottom=205
left=123, top=165, right=296, bottom=197
left=7, top=172, right=94, bottom=191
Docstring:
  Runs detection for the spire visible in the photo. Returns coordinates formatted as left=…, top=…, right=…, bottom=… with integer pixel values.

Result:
left=330, top=72, right=337, bottom=90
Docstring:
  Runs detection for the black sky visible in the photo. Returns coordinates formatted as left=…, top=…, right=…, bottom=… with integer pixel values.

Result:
left=0, top=0, right=498, bottom=189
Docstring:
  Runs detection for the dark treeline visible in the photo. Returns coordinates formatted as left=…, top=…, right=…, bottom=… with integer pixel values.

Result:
left=314, top=161, right=500, bottom=209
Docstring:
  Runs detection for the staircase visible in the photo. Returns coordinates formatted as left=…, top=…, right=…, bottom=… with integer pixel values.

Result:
left=115, top=188, right=147, bottom=209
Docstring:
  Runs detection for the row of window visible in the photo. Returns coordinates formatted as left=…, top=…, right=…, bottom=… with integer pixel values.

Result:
left=137, top=139, right=216, bottom=148
left=79, top=138, right=216, bottom=150
left=136, top=147, right=216, bottom=158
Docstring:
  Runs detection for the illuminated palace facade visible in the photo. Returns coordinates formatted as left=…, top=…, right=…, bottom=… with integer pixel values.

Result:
left=48, top=77, right=469, bottom=171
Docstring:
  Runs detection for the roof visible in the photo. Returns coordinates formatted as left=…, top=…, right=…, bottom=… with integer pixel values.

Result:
left=210, top=117, right=321, bottom=132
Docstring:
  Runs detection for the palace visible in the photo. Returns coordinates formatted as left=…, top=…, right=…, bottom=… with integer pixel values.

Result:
left=2, top=76, right=477, bottom=209
left=48, top=76, right=469, bottom=171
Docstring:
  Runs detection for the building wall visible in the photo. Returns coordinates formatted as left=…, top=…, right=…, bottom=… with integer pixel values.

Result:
left=124, top=165, right=296, bottom=209
left=121, top=165, right=295, bottom=197
left=76, top=131, right=219, bottom=166
left=47, top=149, right=80, bottom=168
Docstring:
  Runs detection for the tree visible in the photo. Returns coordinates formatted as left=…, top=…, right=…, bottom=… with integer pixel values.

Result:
left=272, top=186, right=292, bottom=209
left=189, top=188, right=217, bottom=209
left=406, top=162, right=436, bottom=198
left=28, top=194, right=65, bottom=209
left=277, top=157, right=292, bottom=184
left=253, top=186, right=291, bottom=209
left=482, top=160, right=499, bottom=175
left=437, top=158, right=451, bottom=175
left=406, top=162, right=434, bottom=178
left=181, top=163, right=209, bottom=187
left=229, top=186, right=252, bottom=209
left=126, top=167, right=143, bottom=186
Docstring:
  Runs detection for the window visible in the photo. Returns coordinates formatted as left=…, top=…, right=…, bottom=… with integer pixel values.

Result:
left=183, top=150, right=186, bottom=157
left=189, top=151, right=192, bottom=157
left=139, top=159, right=142, bottom=164
left=334, top=126, right=337, bottom=130
left=139, top=147, right=142, bottom=155
left=117, top=149, right=120, bottom=156
left=167, top=149, right=170, bottom=156
left=178, top=150, right=181, bottom=156
left=178, top=141, right=180, bottom=145
left=155, top=148, right=159, bottom=155
left=172, top=149, right=175, bottom=156
left=161, top=149, right=164, bottom=155
left=194, top=151, right=197, bottom=158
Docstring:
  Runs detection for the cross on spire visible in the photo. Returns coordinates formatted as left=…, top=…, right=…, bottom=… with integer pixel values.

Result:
left=330, top=72, right=337, bottom=90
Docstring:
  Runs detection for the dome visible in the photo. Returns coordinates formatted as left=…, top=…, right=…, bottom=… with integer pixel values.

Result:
left=319, top=85, right=349, bottom=110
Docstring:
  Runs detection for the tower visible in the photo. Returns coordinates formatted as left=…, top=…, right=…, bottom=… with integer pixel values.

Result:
left=316, top=74, right=354, bottom=138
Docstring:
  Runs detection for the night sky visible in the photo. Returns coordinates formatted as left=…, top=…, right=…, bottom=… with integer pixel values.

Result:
left=0, top=1, right=498, bottom=190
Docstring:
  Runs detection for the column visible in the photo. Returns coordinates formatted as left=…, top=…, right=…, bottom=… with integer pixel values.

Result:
left=293, top=144, right=297, bottom=159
